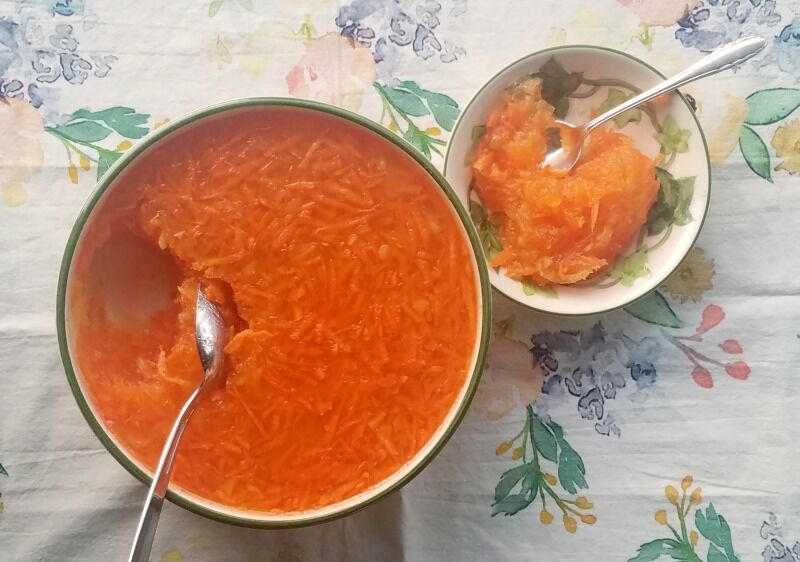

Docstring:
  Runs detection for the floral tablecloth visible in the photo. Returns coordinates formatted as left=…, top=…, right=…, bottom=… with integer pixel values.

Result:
left=2, top=0, right=800, bottom=560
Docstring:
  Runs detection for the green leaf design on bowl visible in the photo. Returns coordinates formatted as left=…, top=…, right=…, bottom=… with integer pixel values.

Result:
left=464, top=125, right=486, bottom=166
left=655, top=115, right=691, bottom=155
left=609, top=247, right=650, bottom=287
left=469, top=199, right=502, bottom=260
left=530, top=57, right=582, bottom=118
left=598, top=88, right=641, bottom=128
left=521, top=280, right=557, bottom=298
left=648, top=168, right=696, bottom=235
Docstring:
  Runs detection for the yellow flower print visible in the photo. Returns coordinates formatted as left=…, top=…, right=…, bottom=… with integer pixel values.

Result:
left=708, top=95, right=748, bottom=165
left=617, top=0, right=699, bottom=26
left=0, top=99, right=44, bottom=207
left=661, top=247, right=715, bottom=303
left=665, top=484, right=679, bottom=505
left=471, top=334, right=544, bottom=421
left=238, top=22, right=303, bottom=77
left=285, top=33, right=376, bottom=112
left=544, top=27, right=567, bottom=47
left=160, top=549, right=184, bottom=562
left=495, top=441, right=512, bottom=456
left=492, top=408, right=593, bottom=530
left=631, top=475, right=741, bottom=561
left=771, top=118, right=800, bottom=174
left=571, top=4, right=640, bottom=49
left=208, top=33, right=233, bottom=68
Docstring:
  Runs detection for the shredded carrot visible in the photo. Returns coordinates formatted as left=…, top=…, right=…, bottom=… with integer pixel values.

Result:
left=471, top=78, right=660, bottom=285
left=72, top=108, right=477, bottom=513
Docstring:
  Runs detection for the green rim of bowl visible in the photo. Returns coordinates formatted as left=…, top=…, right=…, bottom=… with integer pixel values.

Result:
left=444, top=44, right=711, bottom=317
left=56, top=97, right=492, bottom=528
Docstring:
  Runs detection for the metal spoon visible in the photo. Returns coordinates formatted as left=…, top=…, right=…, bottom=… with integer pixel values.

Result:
left=542, top=36, right=767, bottom=172
left=128, top=286, right=231, bottom=562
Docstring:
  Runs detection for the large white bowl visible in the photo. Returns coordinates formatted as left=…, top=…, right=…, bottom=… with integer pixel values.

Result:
left=445, top=45, right=710, bottom=316
left=57, top=98, right=492, bottom=528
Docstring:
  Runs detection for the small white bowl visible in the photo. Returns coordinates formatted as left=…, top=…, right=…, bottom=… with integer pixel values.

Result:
left=444, top=45, right=710, bottom=316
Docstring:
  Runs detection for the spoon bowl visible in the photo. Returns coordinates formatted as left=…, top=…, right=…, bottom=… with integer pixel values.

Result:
left=542, top=120, right=587, bottom=172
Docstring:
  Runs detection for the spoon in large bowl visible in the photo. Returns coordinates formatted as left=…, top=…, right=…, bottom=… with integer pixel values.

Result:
left=129, top=286, right=231, bottom=562
left=542, top=36, right=767, bottom=172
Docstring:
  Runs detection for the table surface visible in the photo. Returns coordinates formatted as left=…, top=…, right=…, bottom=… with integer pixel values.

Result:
left=2, top=0, right=800, bottom=560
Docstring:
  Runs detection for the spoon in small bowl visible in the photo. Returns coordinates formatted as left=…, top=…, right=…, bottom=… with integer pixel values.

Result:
left=542, top=36, right=767, bottom=172
left=128, top=285, right=231, bottom=562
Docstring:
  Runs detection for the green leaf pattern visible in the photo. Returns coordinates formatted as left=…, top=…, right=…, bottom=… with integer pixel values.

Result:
left=624, top=290, right=685, bottom=328
left=695, top=504, right=740, bottom=562
left=598, top=88, right=642, bottom=128
left=531, top=57, right=583, bottom=118
left=649, top=168, right=696, bottom=235
left=70, top=107, right=149, bottom=138
left=744, top=88, right=800, bottom=126
left=739, top=125, right=773, bottom=182
left=609, top=248, right=650, bottom=287
left=51, top=121, right=113, bottom=143
left=629, top=478, right=741, bottom=562
left=469, top=200, right=503, bottom=260
left=521, top=280, right=558, bottom=298
left=629, top=539, right=694, bottom=562
left=374, top=80, right=459, bottom=158
left=737, top=87, right=800, bottom=181
left=46, top=106, right=152, bottom=182
left=655, top=115, right=691, bottom=155
left=492, top=408, right=593, bottom=528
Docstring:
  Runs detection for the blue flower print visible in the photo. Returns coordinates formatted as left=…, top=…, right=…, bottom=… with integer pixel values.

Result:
left=49, top=0, right=86, bottom=17
left=335, top=0, right=466, bottom=81
left=531, top=324, right=661, bottom=437
left=623, top=335, right=660, bottom=390
left=0, top=6, right=114, bottom=109
left=760, top=513, right=800, bottom=562
left=676, top=0, right=782, bottom=51
left=772, top=17, right=800, bottom=74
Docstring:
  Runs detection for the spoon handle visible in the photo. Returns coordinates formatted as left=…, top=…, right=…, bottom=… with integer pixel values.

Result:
left=584, top=36, right=766, bottom=133
left=128, top=386, right=202, bottom=562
